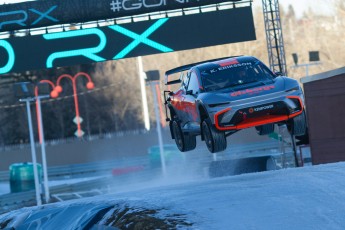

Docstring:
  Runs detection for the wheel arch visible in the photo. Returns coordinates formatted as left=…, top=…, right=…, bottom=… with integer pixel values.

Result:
left=198, top=103, right=209, bottom=141
left=168, top=104, right=177, bottom=120
left=197, top=103, right=209, bottom=121
left=168, top=105, right=178, bottom=139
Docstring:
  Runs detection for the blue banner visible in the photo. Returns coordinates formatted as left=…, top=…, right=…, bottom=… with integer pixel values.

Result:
left=0, top=7, right=255, bottom=74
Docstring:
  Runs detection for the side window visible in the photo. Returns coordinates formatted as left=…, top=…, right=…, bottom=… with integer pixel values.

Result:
left=182, top=72, right=190, bottom=89
left=260, top=64, right=275, bottom=78
left=187, top=72, right=200, bottom=94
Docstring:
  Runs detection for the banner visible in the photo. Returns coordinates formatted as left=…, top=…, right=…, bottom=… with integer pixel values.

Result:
left=0, top=0, right=242, bottom=32
left=0, top=7, right=255, bottom=74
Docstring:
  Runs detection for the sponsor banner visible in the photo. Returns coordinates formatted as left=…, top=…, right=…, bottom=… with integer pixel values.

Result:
left=0, top=7, right=256, bottom=74
left=0, top=0, right=241, bottom=32
left=231, top=85, right=275, bottom=97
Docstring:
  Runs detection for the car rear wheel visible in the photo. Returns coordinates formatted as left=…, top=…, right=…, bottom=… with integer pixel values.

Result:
left=201, top=118, right=227, bottom=153
left=288, top=111, right=307, bottom=136
left=255, top=124, right=274, bottom=135
left=172, top=120, right=196, bottom=152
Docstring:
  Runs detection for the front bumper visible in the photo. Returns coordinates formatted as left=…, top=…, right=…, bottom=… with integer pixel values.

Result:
left=213, top=95, right=304, bottom=131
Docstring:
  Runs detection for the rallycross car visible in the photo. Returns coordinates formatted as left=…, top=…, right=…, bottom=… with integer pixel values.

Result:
left=164, top=56, right=308, bottom=153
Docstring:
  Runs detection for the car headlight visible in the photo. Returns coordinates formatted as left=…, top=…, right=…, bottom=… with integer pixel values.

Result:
left=285, top=86, right=299, bottom=93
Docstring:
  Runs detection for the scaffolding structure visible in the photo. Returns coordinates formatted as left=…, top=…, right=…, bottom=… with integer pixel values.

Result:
left=262, top=0, right=287, bottom=76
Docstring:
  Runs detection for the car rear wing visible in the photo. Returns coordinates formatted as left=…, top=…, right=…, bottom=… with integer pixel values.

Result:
left=164, top=56, right=241, bottom=85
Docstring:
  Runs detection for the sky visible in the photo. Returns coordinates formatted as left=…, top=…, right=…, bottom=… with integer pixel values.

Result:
left=253, top=0, right=335, bottom=18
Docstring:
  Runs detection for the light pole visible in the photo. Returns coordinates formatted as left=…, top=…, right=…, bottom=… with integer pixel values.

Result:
left=35, top=80, right=56, bottom=143
left=138, top=56, right=150, bottom=131
left=145, top=70, right=166, bottom=176
left=291, top=51, right=321, bottom=77
left=34, top=80, right=55, bottom=203
left=52, top=72, right=94, bottom=138
left=14, top=82, right=42, bottom=206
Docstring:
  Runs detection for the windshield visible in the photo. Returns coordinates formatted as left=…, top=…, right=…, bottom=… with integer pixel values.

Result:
left=201, top=61, right=275, bottom=92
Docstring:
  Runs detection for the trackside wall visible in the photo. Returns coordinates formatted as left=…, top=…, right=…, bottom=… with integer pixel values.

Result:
left=301, top=66, right=345, bottom=165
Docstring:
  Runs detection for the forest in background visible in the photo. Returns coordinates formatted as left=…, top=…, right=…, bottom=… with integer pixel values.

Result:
left=0, top=1, right=343, bottom=145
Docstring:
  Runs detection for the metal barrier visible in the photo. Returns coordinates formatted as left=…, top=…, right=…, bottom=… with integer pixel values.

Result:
left=0, top=156, right=149, bottom=182
left=0, top=171, right=8, bottom=182
left=0, top=139, right=290, bottom=182
left=0, top=139, right=301, bottom=214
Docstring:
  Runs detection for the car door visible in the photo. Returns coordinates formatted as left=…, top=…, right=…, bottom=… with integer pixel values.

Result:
left=184, top=71, right=200, bottom=122
left=170, top=72, right=190, bottom=124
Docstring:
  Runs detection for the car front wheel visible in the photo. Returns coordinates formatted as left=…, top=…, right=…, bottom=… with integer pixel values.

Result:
left=201, top=118, right=227, bottom=153
left=288, top=111, right=307, bottom=136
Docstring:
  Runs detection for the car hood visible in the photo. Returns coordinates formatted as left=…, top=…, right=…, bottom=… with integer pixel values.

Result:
left=199, top=77, right=299, bottom=104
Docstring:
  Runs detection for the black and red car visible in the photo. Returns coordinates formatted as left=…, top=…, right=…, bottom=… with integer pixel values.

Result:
left=164, top=56, right=307, bottom=153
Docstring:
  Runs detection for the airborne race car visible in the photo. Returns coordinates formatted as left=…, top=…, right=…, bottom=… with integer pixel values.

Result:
left=164, top=56, right=308, bottom=153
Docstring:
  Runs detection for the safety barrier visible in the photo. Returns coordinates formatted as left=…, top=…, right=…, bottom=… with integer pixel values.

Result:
left=0, top=139, right=298, bottom=214
left=0, top=156, right=149, bottom=182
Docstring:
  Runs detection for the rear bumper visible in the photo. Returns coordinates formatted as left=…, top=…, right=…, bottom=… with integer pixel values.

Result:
left=214, top=96, right=304, bottom=131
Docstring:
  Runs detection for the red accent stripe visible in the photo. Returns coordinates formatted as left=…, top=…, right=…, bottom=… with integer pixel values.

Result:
left=214, top=96, right=304, bottom=131
left=215, top=113, right=288, bottom=131
left=214, top=108, right=232, bottom=131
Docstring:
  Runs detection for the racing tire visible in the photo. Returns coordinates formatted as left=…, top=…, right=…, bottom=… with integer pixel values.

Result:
left=171, top=120, right=196, bottom=152
left=201, top=118, right=227, bottom=153
left=255, top=124, right=274, bottom=136
left=288, top=111, right=307, bottom=136
left=295, top=127, right=310, bottom=145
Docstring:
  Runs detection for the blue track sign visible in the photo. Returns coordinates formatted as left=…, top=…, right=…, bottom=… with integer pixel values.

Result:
left=0, top=7, right=255, bottom=74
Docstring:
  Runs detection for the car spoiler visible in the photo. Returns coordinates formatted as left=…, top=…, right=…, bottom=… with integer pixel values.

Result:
left=164, top=56, right=241, bottom=85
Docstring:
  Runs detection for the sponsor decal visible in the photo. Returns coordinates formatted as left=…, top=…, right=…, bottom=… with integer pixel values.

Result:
left=218, top=62, right=252, bottom=71
left=253, top=104, right=274, bottom=112
left=210, top=62, right=252, bottom=74
left=110, top=0, right=199, bottom=12
left=217, top=58, right=239, bottom=67
left=230, top=85, right=275, bottom=97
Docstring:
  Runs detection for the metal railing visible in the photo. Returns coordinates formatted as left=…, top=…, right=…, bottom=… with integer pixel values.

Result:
left=0, top=155, right=150, bottom=182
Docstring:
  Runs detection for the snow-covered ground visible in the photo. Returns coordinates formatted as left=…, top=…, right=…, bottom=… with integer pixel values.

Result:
left=1, top=161, right=345, bottom=229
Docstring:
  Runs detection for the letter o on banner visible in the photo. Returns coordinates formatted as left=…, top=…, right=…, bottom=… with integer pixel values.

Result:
left=0, top=40, right=15, bottom=74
